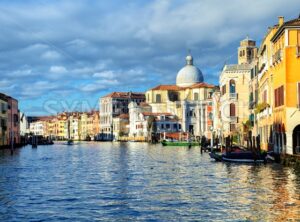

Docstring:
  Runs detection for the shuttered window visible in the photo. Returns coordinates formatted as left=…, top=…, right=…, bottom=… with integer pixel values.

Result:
left=156, top=94, right=161, bottom=103
left=222, top=85, right=226, bottom=95
left=298, top=82, right=300, bottom=106
left=263, top=90, right=267, bottom=103
left=274, top=85, right=284, bottom=107
left=230, top=103, right=236, bottom=116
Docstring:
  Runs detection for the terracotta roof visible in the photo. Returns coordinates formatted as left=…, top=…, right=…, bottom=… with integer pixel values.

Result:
left=271, top=18, right=300, bottom=42
left=150, top=85, right=183, bottom=91
left=102, top=92, right=145, bottom=99
left=139, top=102, right=151, bottom=107
left=189, top=82, right=216, bottom=89
left=150, top=83, right=216, bottom=91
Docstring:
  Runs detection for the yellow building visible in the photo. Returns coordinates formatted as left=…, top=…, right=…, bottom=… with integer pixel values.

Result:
left=255, top=16, right=300, bottom=155
left=269, top=16, right=300, bottom=154
left=256, top=25, right=279, bottom=151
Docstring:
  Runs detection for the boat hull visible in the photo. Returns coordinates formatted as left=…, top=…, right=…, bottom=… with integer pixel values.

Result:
left=209, top=151, right=266, bottom=163
left=161, top=141, right=199, bottom=146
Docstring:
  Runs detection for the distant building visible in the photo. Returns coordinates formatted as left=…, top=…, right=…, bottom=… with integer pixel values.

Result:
left=129, top=102, right=152, bottom=138
left=6, top=95, right=20, bottom=145
left=99, top=92, right=145, bottom=140
left=30, top=121, right=47, bottom=136
left=145, top=54, right=217, bottom=140
left=0, top=93, right=8, bottom=146
left=20, top=112, right=29, bottom=136
left=113, top=114, right=129, bottom=140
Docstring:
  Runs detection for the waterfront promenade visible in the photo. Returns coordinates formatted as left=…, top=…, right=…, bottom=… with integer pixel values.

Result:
left=1, top=142, right=299, bottom=221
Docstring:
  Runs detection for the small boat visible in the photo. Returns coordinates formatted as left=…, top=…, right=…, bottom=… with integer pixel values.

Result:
left=161, top=140, right=199, bottom=146
left=209, top=151, right=267, bottom=163
left=67, top=139, right=74, bottom=145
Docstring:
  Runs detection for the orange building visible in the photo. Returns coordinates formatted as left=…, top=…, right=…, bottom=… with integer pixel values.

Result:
left=270, top=17, right=300, bottom=154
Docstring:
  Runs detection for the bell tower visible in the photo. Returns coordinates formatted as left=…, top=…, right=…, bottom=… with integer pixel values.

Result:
left=238, top=36, right=258, bottom=65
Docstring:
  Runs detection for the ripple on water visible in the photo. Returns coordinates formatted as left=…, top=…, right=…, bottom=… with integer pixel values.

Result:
left=0, top=143, right=300, bottom=221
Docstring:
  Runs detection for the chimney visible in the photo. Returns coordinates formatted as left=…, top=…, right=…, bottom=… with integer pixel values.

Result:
left=278, top=16, right=284, bottom=26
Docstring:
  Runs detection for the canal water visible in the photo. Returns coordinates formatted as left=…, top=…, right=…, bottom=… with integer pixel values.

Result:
left=0, top=142, right=300, bottom=221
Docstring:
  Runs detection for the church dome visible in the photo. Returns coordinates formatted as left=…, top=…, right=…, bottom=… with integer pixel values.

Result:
left=176, top=54, right=204, bottom=87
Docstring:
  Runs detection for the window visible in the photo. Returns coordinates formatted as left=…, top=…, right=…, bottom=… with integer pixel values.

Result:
left=249, top=92, right=253, bottom=102
left=161, top=124, right=164, bottom=129
left=298, top=82, right=300, bottom=107
left=230, top=124, right=236, bottom=132
left=222, top=85, right=226, bottom=95
left=229, top=79, right=236, bottom=93
left=166, top=124, right=170, bottom=129
left=156, top=94, right=161, bottom=103
left=179, top=124, right=181, bottom=130
left=263, top=90, right=267, bottom=103
left=194, top=92, right=199, bottom=101
left=173, top=124, right=177, bottom=129
left=274, top=85, right=284, bottom=107
left=230, top=103, right=236, bottom=117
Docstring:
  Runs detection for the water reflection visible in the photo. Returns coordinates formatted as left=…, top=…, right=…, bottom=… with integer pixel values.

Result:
left=0, top=142, right=299, bottom=221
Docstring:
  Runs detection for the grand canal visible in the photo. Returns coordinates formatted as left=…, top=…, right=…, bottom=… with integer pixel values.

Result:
left=0, top=142, right=300, bottom=221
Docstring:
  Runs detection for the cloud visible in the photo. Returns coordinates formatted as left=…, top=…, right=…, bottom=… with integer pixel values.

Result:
left=50, top=66, right=67, bottom=74
left=41, top=50, right=62, bottom=60
left=0, top=0, right=299, bottom=115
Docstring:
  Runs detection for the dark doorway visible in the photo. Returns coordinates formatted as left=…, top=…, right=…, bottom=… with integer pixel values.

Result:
left=293, top=125, right=300, bottom=154
left=189, top=125, right=194, bottom=134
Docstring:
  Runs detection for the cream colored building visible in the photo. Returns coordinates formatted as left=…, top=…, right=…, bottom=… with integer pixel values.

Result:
left=146, top=54, right=216, bottom=139
left=99, top=92, right=145, bottom=140
left=219, top=38, right=257, bottom=144
left=113, top=114, right=129, bottom=140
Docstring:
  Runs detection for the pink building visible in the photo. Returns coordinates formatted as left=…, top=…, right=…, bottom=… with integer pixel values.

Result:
left=6, top=96, right=20, bottom=145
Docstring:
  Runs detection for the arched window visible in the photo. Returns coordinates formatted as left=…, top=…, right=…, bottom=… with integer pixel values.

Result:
left=156, top=94, right=161, bottom=103
left=229, top=79, right=236, bottom=94
left=229, top=103, right=236, bottom=117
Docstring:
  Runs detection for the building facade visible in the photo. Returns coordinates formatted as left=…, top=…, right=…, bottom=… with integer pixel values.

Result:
left=99, top=92, right=145, bottom=140
left=0, top=93, right=8, bottom=146
left=6, top=96, right=20, bottom=145
left=219, top=38, right=257, bottom=145
left=146, top=54, right=216, bottom=140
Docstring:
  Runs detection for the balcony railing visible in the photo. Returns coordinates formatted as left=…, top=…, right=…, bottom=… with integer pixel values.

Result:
left=229, top=93, right=238, bottom=100
left=229, top=116, right=238, bottom=123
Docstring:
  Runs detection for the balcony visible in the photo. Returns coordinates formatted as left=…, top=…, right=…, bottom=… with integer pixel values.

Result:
left=256, top=106, right=272, bottom=119
left=229, top=116, right=238, bottom=123
left=229, top=93, right=238, bottom=100
left=249, top=101, right=257, bottom=109
left=272, top=49, right=282, bottom=65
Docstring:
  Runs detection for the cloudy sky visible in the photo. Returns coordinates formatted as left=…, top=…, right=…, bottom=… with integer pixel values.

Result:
left=0, top=0, right=299, bottom=116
